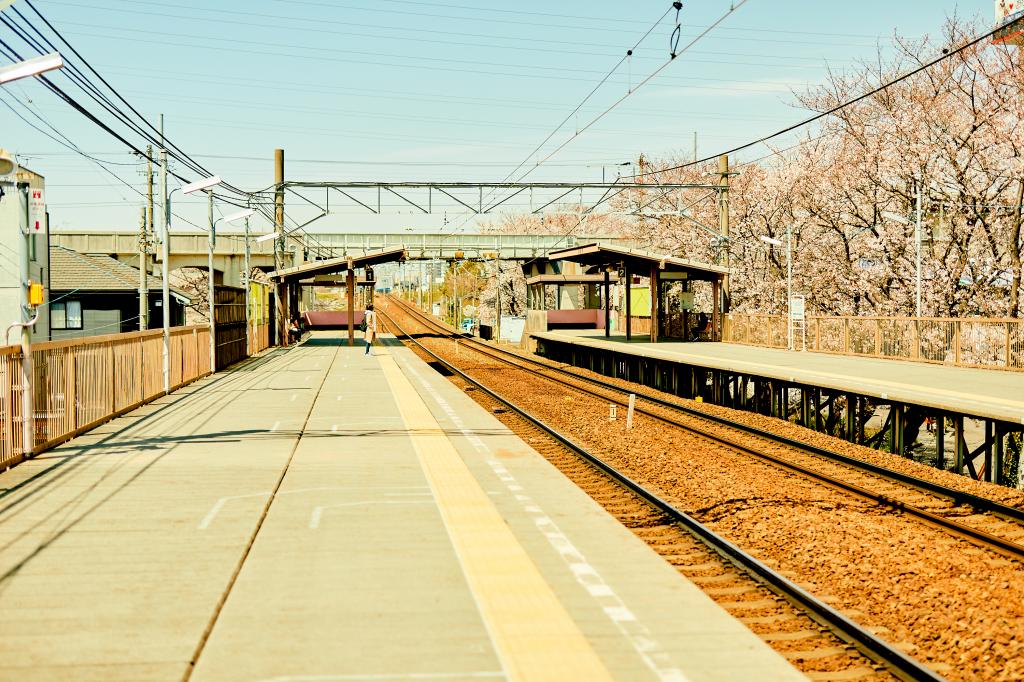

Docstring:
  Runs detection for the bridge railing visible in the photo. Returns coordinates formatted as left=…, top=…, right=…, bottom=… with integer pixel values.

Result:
left=0, top=326, right=212, bottom=468
left=724, top=313, right=1024, bottom=371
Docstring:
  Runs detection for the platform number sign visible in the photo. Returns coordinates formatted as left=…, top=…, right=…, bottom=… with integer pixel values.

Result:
left=28, top=189, right=45, bottom=232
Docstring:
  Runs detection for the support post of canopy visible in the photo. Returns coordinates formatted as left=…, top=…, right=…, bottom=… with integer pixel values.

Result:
left=624, top=262, right=631, bottom=341
left=649, top=265, right=659, bottom=344
left=604, top=269, right=610, bottom=338
left=712, top=278, right=721, bottom=342
left=346, top=260, right=355, bottom=347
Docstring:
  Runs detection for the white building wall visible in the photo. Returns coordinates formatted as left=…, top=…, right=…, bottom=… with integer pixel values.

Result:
left=0, top=162, right=49, bottom=344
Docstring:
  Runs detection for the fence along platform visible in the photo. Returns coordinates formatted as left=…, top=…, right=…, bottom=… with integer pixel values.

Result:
left=533, top=330, right=1024, bottom=485
left=725, top=313, right=1024, bottom=372
left=0, top=326, right=212, bottom=467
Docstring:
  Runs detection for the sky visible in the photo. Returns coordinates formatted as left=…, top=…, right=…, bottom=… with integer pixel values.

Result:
left=0, top=0, right=999, bottom=235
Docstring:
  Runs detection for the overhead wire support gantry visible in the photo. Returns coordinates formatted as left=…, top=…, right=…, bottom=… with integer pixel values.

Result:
left=260, top=180, right=722, bottom=218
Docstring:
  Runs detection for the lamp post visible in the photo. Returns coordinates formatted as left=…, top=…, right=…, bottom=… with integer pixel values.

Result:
left=163, top=175, right=221, bottom=388
left=760, top=230, right=793, bottom=350
left=213, top=208, right=255, bottom=361
left=2, top=52, right=64, bottom=458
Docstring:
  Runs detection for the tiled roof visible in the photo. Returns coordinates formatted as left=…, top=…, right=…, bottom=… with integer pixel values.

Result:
left=49, top=247, right=190, bottom=301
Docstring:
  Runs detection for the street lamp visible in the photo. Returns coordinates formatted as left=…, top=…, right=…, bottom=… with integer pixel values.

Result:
left=160, top=176, right=222, bottom=390
left=0, top=52, right=63, bottom=85
left=760, top=230, right=794, bottom=350
left=216, top=208, right=255, bottom=356
left=2, top=51, right=64, bottom=459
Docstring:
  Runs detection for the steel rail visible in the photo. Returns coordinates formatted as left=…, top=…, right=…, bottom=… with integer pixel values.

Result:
left=386, top=296, right=1024, bottom=561
left=378, top=307, right=946, bottom=682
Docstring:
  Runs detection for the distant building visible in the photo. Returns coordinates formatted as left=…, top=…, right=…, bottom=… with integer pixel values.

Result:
left=48, top=246, right=189, bottom=341
left=0, top=160, right=49, bottom=342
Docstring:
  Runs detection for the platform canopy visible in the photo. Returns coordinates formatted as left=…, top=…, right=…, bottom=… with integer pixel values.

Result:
left=524, top=273, right=620, bottom=286
left=269, top=246, right=406, bottom=282
left=547, top=243, right=727, bottom=281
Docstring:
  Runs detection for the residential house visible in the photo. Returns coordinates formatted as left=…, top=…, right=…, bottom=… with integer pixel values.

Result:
left=48, top=246, right=189, bottom=341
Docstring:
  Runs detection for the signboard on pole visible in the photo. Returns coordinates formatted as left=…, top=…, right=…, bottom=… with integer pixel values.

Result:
left=28, top=188, right=45, bottom=232
left=789, top=295, right=805, bottom=321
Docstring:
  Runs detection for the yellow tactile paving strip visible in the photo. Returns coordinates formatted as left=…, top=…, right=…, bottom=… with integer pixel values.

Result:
left=379, top=351, right=614, bottom=682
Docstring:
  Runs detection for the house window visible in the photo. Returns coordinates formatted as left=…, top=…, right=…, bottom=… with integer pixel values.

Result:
left=52, top=300, right=83, bottom=330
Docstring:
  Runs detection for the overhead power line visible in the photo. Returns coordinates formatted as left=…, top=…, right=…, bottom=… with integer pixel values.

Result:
left=635, top=21, right=1011, bottom=178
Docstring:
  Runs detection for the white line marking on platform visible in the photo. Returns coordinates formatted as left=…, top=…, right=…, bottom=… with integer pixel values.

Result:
left=198, top=492, right=272, bottom=530
left=290, top=394, right=298, bottom=402
left=270, top=421, right=280, bottom=432
left=309, top=500, right=433, bottom=529
left=331, top=424, right=338, bottom=432
left=399, top=358, right=688, bottom=682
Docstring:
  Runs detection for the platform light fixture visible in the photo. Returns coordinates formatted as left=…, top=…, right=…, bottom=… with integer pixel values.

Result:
left=181, top=175, right=222, bottom=195
left=219, top=208, right=255, bottom=224
left=761, top=228, right=794, bottom=351
left=0, top=52, right=63, bottom=85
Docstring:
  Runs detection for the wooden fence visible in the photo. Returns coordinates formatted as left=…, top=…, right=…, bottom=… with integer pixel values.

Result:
left=724, top=313, right=1024, bottom=371
left=0, top=326, right=211, bottom=468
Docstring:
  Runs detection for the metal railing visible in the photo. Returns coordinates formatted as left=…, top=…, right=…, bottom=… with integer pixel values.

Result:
left=0, top=326, right=212, bottom=468
left=724, top=314, right=1024, bottom=371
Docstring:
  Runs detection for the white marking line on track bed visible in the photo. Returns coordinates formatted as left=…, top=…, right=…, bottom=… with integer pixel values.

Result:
left=270, top=421, right=280, bottom=432
left=291, top=394, right=298, bottom=402
left=309, top=498, right=434, bottom=529
left=398, top=358, right=688, bottom=682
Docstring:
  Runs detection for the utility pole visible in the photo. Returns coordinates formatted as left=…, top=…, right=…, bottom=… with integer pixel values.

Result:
left=17, top=181, right=33, bottom=458
left=494, top=256, right=502, bottom=342
left=787, top=224, right=794, bottom=351
left=207, top=191, right=216, bottom=372
left=244, top=216, right=251, bottom=356
left=915, top=181, right=923, bottom=318
left=146, top=144, right=154, bottom=242
left=159, top=114, right=171, bottom=394
left=693, top=131, right=698, bottom=162
left=138, top=206, right=147, bottom=330
left=274, top=149, right=287, bottom=346
left=718, top=154, right=731, bottom=314
left=139, top=144, right=153, bottom=330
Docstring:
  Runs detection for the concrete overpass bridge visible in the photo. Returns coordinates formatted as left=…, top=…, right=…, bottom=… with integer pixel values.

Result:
left=49, top=231, right=633, bottom=287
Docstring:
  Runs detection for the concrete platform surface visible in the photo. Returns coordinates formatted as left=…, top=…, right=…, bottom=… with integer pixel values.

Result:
left=0, top=333, right=803, bottom=682
left=534, top=330, right=1024, bottom=425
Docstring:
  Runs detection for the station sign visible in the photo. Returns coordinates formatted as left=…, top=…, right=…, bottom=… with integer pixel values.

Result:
left=29, top=188, right=45, bottom=232
left=790, top=295, right=806, bottom=321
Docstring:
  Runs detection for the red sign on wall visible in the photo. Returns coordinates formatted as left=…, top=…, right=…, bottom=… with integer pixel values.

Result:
left=29, top=189, right=45, bottom=232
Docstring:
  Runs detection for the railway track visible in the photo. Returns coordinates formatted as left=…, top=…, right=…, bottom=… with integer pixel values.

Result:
left=379, top=304, right=945, bottom=682
left=385, top=295, right=1024, bottom=562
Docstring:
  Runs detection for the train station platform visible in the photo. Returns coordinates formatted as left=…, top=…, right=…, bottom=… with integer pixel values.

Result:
left=533, top=330, right=1024, bottom=425
left=0, top=332, right=801, bottom=682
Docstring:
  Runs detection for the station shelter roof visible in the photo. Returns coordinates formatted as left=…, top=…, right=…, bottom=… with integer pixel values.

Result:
left=547, top=243, right=727, bottom=282
left=524, top=273, right=620, bottom=286
left=269, top=247, right=406, bottom=282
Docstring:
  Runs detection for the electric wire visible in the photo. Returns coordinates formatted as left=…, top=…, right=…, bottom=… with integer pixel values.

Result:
left=636, top=21, right=1011, bottom=178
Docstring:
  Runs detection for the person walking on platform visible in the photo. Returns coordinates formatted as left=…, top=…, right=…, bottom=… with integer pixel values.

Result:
left=363, top=304, right=378, bottom=355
